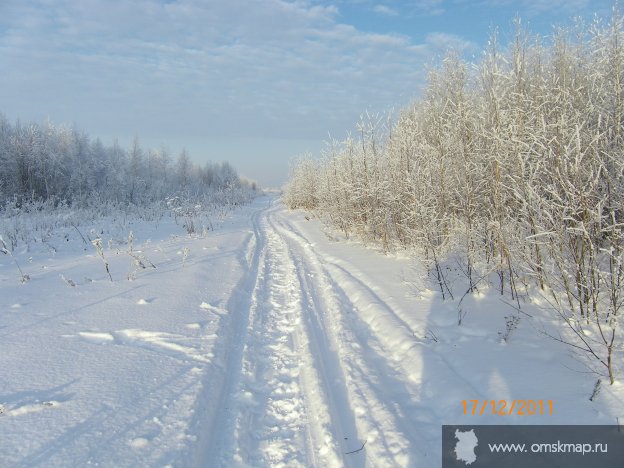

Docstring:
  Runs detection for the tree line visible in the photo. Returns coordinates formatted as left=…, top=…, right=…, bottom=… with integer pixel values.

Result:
left=285, top=13, right=624, bottom=384
left=0, top=114, right=255, bottom=207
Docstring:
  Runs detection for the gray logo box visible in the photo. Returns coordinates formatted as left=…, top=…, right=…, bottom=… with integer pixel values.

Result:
left=442, top=425, right=624, bottom=467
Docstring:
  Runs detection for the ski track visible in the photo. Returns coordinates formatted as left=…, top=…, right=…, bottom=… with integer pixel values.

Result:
left=271, top=208, right=425, bottom=465
left=194, top=197, right=474, bottom=467
left=190, top=206, right=266, bottom=467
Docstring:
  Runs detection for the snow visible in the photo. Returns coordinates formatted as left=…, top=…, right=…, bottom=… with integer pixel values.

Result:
left=1, top=193, right=622, bottom=467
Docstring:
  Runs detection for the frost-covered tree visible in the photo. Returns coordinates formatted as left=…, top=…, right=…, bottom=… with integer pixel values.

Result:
left=0, top=114, right=257, bottom=209
left=285, top=10, right=624, bottom=383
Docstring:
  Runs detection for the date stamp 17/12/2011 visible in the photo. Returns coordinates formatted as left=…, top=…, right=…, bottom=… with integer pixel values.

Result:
left=462, top=399, right=554, bottom=417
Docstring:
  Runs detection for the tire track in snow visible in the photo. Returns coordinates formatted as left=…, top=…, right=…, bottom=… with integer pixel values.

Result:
left=270, top=210, right=421, bottom=465
left=273, top=210, right=488, bottom=398
left=196, top=197, right=359, bottom=467
left=194, top=197, right=485, bottom=466
left=264, top=218, right=365, bottom=468
left=190, top=202, right=267, bottom=467
left=223, top=198, right=360, bottom=467
left=270, top=204, right=490, bottom=465
left=226, top=218, right=311, bottom=466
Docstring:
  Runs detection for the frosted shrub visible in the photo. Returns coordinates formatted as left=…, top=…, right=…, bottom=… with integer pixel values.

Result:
left=284, top=10, right=624, bottom=384
left=91, top=237, right=112, bottom=281
left=126, top=231, right=156, bottom=281
left=0, top=234, right=29, bottom=283
left=182, top=247, right=190, bottom=267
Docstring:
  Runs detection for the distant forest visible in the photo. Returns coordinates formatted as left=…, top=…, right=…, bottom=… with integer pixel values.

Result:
left=0, top=114, right=256, bottom=207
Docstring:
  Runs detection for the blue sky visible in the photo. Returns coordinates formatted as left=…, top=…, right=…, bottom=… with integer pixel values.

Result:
left=0, top=0, right=615, bottom=187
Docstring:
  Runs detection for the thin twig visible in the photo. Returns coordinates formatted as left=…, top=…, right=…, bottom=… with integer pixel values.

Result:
left=70, top=222, right=89, bottom=245
left=345, top=440, right=367, bottom=455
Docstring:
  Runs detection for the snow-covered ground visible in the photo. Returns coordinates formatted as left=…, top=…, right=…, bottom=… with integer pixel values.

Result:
left=1, top=193, right=622, bottom=467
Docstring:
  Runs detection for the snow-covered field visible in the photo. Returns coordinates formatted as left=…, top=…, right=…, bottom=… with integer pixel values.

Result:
left=1, top=193, right=622, bottom=467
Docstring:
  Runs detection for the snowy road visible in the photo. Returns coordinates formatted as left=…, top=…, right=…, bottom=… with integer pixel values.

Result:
left=1, top=194, right=621, bottom=467
left=193, top=198, right=462, bottom=466
left=196, top=196, right=442, bottom=466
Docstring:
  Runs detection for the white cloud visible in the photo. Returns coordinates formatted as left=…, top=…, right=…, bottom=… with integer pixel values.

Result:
left=474, top=0, right=591, bottom=16
left=373, top=4, right=399, bottom=16
left=0, top=0, right=439, bottom=136
left=425, top=32, right=477, bottom=53
left=385, top=0, right=445, bottom=15
left=306, top=0, right=446, bottom=17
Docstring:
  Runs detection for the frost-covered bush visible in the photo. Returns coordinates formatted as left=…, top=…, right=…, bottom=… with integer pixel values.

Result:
left=285, top=11, right=624, bottom=384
